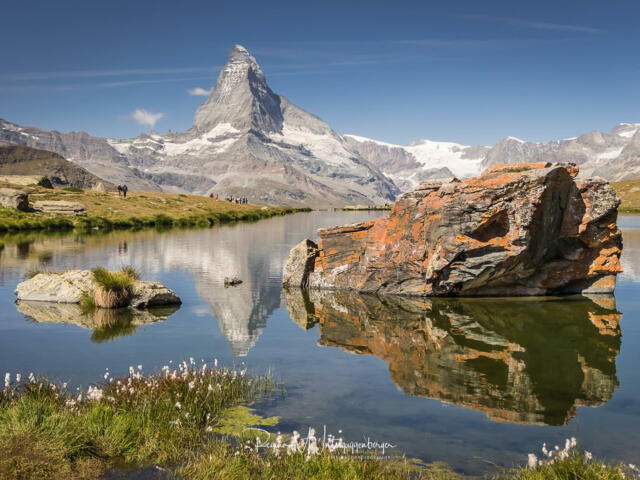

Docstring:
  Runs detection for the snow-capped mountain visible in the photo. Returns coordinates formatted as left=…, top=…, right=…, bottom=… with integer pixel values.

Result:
left=1, top=44, right=638, bottom=200
left=342, top=134, right=489, bottom=191
left=343, top=122, right=640, bottom=191
left=0, top=45, right=398, bottom=207
left=481, top=124, right=640, bottom=180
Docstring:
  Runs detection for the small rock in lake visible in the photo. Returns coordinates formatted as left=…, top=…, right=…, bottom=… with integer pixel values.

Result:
left=224, top=276, right=243, bottom=287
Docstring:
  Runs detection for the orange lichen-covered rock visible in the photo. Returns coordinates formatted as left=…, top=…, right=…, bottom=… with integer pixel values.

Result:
left=284, top=162, right=623, bottom=296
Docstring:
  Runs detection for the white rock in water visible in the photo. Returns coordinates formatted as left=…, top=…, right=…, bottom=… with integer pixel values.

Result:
left=15, top=270, right=181, bottom=308
left=15, top=270, right=95, bottom=303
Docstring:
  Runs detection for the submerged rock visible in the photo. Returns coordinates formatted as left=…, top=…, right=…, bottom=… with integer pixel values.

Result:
left=224, top=276, right=243, bottom=287
left=284, top=163, right=623, bottom=296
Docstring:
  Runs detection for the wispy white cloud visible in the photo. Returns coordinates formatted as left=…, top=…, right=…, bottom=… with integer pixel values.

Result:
left=127, top=109, right=164, bottom=129
left=187, top=87, right=211, bottom=96
left=0, top=76, right=213, bottom=92
left=0, top=67, right=218, bottom=83
left=464, top=15, right=603, bottom=33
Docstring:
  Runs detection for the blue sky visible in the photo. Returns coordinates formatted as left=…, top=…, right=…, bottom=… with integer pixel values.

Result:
left=1, top=0, right=638, bottom=146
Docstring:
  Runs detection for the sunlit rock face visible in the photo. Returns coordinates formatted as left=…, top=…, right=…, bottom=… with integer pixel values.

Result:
left=285, top=289, right=621, bottom=425
left=287, top=163, right=622, bottom=296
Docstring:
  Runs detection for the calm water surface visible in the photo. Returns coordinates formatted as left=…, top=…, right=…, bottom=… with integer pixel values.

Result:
left=1, top=212, right=639, bottom=474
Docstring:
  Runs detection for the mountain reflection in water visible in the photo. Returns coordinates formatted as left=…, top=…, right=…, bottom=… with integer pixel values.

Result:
left=285, top=289, right=621, bottom=426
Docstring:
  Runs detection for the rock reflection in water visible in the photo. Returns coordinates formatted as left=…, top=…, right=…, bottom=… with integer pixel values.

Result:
left=285, top=289, right=621, bottom=426
left=15, top=301, right=180, bottom=343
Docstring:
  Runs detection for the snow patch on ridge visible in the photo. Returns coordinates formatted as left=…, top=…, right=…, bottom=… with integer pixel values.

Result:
left=616, top=124, right=640, bottom=138
left=271, top=124, right=352, bottom=165
left=345, top=133, right=486, bottom=179
left=597, top=147, right=625, bottom=162
left=108, top=123, right=241, bottom=157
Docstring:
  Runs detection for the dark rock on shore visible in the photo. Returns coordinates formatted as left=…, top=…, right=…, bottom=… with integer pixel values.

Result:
left=284, top=162, right=623, bottom=296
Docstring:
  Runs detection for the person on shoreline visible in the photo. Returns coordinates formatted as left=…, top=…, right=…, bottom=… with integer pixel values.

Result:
left=117, top=185, right=123, bottom=198
left=122, top=184, right=128, bottom=198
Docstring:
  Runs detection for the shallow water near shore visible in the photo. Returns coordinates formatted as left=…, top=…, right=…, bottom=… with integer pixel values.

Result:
left=1, top=212, right=639, bottom=475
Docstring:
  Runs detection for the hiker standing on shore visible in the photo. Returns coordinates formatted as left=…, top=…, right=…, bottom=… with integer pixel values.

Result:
left=122, top=184, right=128, bottom=198
left=117, top=185, right=123, bottom=198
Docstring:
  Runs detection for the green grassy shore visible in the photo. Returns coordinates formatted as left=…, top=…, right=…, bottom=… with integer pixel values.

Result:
left=0, top=183, right=308, bottom=233
left=613, top=180, right=640, bottom=214
left=0, top=365, right=634, bottom=480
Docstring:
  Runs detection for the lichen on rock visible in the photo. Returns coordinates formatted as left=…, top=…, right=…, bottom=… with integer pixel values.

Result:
left=284, top=162, right=623, bottom=296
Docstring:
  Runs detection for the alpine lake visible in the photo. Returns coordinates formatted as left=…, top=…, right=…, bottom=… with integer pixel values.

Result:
left=1, top=211, right=639, bottom=475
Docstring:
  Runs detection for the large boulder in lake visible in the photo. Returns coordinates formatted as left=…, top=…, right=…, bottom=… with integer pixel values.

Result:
left=284, top=163, right=623, bottom=296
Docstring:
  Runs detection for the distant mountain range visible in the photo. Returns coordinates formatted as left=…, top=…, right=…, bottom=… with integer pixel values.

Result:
left=0, top=45, right=638, bottom=206
left=344, top=123, right=640, bottom=191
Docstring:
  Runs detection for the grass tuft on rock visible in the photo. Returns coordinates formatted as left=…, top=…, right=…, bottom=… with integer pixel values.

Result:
left=91, top=267, right=134, bottom=292
left=119, top=265, right=140, bottom=281
left=23, top=268, right=60, bottom=280
left=91, top=266, right=135, bottom=308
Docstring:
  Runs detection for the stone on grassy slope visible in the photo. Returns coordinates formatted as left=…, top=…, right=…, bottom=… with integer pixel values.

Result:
left=0, top=187, right=29, bottom=211
left=32, top=200, right=87, bottom=216
left=284, top=162, right=623, bottom=296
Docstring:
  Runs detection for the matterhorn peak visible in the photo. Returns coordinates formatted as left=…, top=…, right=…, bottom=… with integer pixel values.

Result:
left=193, top=44, right=282, bottom=133
left=229, top=44, right=252, bottom=61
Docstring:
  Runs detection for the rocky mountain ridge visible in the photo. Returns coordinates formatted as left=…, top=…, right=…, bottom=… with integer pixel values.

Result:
left=0, top=46, right=398, bottom=207
left=344, top=122, right=640, bottom=191
left=0, top=44, right=637, bottom=203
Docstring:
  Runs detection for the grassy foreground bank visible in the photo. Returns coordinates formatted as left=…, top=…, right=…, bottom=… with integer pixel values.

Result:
left=0, top=183, right=307, bottom=233
left=1, top=366, right=636, bottom=480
